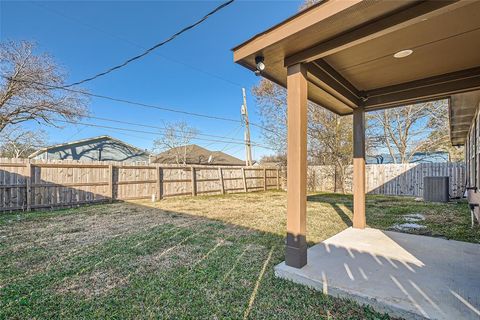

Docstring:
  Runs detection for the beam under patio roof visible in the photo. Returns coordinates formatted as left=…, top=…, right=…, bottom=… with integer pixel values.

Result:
left=362, top=67, right=480, bottom=111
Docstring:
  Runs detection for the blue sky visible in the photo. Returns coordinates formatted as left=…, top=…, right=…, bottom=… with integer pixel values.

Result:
left=0, top=0, right=302, bottom=160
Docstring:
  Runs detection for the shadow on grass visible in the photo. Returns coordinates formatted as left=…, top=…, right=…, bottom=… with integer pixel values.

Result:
left=308, top=193, right=353, bottom=227
left=0, top=198, right=395, bottom=320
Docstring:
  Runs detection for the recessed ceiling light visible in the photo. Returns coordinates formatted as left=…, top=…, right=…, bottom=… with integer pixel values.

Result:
left=393, top=49, right=413, bottom=58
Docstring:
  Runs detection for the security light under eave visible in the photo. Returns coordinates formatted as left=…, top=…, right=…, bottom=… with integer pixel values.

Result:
left=254, top=56, right=265, bottom=76
left=393, top=49, right=413, bottom=58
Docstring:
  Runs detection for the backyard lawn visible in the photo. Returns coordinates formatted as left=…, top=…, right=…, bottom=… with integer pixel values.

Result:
left=1, top=191, right=478, bottom=319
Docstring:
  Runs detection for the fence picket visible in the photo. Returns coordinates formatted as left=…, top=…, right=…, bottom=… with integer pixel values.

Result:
left=0, top=158, right=282, bottom=212
left=307, top=163, right=465, bottom=198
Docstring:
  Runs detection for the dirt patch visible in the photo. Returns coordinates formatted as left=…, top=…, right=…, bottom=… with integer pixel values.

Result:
left=136, top=243, right=200, bottom=272
left=56, top=243, right=201, bottom=298
left=56, top=268, right=128, bottom=298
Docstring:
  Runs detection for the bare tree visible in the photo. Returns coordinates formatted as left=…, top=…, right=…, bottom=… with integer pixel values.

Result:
left=252, top=0, right=355, bottom=192
left=152, top=121, right=199, bottom=165
left=308, top=108, right=352, bottom=193
left=252, top=80, right=287, bottom=154
left=367, top=100, right=460, bottom=163
left=252, top=79, right=353, bottom=192
left=0, top=125, right=48, bottom=158
left=421, top=101, right=464, bottom=162
left=299, top=0, right=321, bottom=10
left=0, top=40, right=88, bottom=133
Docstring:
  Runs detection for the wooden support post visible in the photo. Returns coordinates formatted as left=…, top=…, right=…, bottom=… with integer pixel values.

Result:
left=353, top=107, right=366, bottom=229
left=218, top=167, right=225, bottom=195
left=285, top=63, right=308, bottom=268
left=156, top=166, right=163, bottom=201
left=26, top=161, right=32, bottom=211
left=108, top=164, right=114, bottom=202
left=241, top=168, right=247, bottom=192
left=191, top=167, right=197, bottom=196
left=263, top=168, right=267, bottom=191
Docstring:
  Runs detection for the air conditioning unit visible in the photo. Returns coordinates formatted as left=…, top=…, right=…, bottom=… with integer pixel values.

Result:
left=423, top=176, right=449, bottom=202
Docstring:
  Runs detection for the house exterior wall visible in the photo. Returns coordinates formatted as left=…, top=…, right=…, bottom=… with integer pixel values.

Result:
left=32, top=138, right=149, bottom=163
left=465, top=106, right=480, bottom=222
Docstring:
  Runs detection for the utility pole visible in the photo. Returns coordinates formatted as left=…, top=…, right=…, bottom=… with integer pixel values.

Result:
left=241, top=88, right=253, bottom=166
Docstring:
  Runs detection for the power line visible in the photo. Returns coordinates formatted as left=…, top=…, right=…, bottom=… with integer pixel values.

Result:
left=32, top=1, right=243, bottom=88
left=86, top=114, right=245, bottom=142
left=219, top=125, right=243, bottom=152
left=201, top=124, right=243, bottom=149
left=4, top=99, right=253, bottom=145
left=63, top=0, right=235, bottom=87
left=3, top=76, right=241, bottom=123
left=2, top=75, right=281, bottom=138
left=55, top=119, right=276, bottom=150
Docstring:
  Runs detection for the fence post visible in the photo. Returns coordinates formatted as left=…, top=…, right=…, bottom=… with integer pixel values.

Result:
left=263, top=168, right=267, bottom=191
left=191, top=166, right=197, bottom=196
left=276, top=169, right=280, bottom=190
left=156, top=166, right=163, bottom=201
left=26, top=160, right=32, bottom=211
left=218, top=167, right=225, bottom=195
left=242, top=168, right=247, bottom=193
left=108, top=164, right=114, bottom=202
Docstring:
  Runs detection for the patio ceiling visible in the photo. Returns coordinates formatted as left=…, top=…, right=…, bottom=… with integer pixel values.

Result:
left=232, top=0, right=480, bottom=116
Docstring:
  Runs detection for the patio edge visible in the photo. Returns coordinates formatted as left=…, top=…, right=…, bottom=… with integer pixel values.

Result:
left=274, top=262, right=428, bottom=320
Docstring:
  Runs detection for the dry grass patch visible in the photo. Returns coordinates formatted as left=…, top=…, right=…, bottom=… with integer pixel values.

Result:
left=56, top=243, right=202, bottom=298
left=56, top=268, right=128, bottom=298
left=0, top=203, right=197, bottom=281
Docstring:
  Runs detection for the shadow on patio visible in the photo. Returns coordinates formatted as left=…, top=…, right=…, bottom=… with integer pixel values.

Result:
left=276, top=227, right=480, bottom=320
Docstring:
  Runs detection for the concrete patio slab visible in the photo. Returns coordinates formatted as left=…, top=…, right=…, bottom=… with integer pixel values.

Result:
left=275, top=228, right=480, bottom=320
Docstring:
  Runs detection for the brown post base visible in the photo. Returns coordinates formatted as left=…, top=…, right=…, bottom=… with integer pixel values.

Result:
left=286, top=233, right=307, bottom=268
left=285, top=245, right=307, bottom=268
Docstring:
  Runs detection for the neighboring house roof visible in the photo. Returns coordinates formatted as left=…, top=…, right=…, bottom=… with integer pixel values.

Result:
left=28, top=135, right=150, bottom=160
left=153, top=144, right=245, bottom=166
left=366, top=151, right=449, bottom=164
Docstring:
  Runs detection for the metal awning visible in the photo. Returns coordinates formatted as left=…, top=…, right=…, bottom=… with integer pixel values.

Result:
left=233, top=0, right=480, bottom=119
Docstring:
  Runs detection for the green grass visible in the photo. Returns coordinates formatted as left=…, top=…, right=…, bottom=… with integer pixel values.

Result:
left=0, top=191, right=477, bottom=319
left=307, top=192, right=479, bottom=243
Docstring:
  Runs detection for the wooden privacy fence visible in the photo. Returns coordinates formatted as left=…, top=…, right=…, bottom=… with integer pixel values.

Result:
left=0, top=158, right=281, bottom=212
left=308, top=162, right=465, bottom=198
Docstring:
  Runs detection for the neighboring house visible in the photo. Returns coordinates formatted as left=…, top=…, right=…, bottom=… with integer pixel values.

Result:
left=152, top=144, right=245, bottom=166
left=29, top=136, right=150, bottom=163
left=366, top=151, right=449, bottom=164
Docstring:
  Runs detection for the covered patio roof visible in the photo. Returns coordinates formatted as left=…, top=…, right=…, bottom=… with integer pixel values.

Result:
left=232, top=2, right=480, bottom=314
left=233, top=0, right=480, bottom=116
